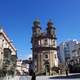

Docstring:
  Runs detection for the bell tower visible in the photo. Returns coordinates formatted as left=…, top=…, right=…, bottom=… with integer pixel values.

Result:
left=46, top=19, right=56, bottom=38
left=32, top=18, right=41, bottom=37
left=31, top=19, right=42, bottom=73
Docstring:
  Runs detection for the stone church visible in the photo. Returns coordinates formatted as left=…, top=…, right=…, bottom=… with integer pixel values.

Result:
left=31, top=19, right=58, bottom=75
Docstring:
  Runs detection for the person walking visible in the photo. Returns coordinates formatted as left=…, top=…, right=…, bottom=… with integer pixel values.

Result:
left=65, top=68, right=68, bottom=77
left=31, top=72, right=36, bottom=80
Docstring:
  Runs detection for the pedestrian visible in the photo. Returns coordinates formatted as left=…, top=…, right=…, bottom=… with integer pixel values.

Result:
left=31, top=72, right=36, bottom=80
left=66, top=69, right=68, bottom=77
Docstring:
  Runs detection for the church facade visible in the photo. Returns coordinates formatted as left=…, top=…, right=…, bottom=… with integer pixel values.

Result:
left=31, top=19, right=58, bottom=75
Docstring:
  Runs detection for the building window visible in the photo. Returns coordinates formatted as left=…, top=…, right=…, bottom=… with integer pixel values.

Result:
left=45, top=55, right=48, bottom=58
left=44, top=39, right=48, bottom=45
left=38, top=40, right=40, bottom=46
left=52, top=40, right=55, bottom=46
left=55, top=54, right=56, bottom=58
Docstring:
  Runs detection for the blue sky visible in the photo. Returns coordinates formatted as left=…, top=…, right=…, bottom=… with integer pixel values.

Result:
left=0, top=0, right=80, bottom=59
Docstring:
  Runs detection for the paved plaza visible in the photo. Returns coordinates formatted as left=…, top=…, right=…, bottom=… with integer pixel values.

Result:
left=0, top=73, right=80, bottom=80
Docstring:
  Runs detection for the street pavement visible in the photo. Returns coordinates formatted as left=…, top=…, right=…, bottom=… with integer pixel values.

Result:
left=49, top=73, right=80, bottom=80
left=0, top=76, right=31, bottom=80
left=0, top=73, right=80, bottom=80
